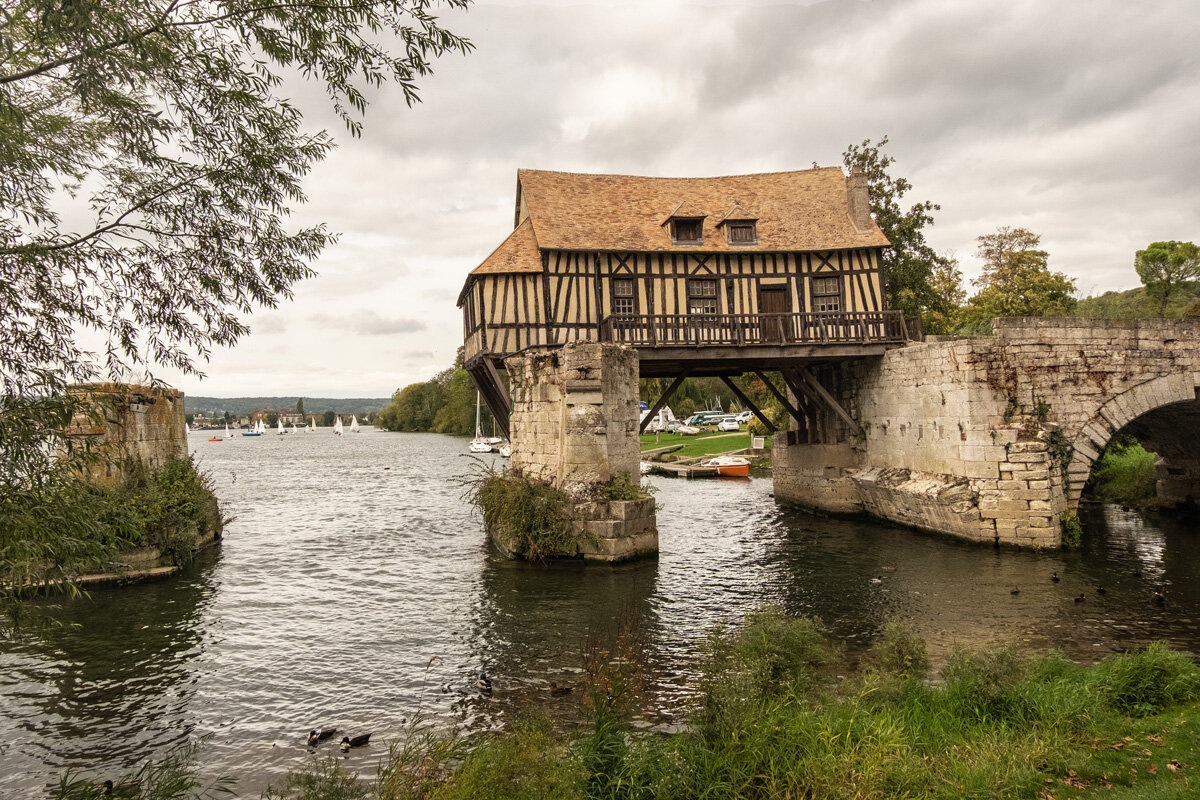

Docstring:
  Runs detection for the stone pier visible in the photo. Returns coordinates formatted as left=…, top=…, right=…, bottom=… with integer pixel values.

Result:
left=502, top=341, right=657, bottom=562
left=774, top=318, right=1200, bottom=547
left=63, top=383, right=188, bottom=487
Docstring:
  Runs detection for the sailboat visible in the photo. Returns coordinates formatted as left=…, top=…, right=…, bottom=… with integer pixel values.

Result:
left=469, top=392, right=493, bottom=453
left=350, top=415, right=361, bottom=433
left=291, top=422, right=299, bottom=434
left=225, top=423, right=234, bottom=440
left=277, top=418, right=286, bottom=435
left=307, top=418, right=315, bottom=432
left=333, top=416, right=344, bottom=436
left=243, top=418, right=263, bottom=437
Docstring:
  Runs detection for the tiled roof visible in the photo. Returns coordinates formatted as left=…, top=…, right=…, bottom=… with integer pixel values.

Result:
left=470, top=217, right=542, bottom=275
left=514, top=167, right=890, bottom=252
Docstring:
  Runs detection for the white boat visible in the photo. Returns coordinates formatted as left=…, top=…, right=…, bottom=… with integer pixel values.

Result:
left=257, top=419, right=267, bottom=434
left=469, top=391, right=493, bottom=452
left=498, top=443, right=512, bottom=458
left=277, top=418, right=286, bottom=435
left=291, top=423, right=299, bottom=434
left=350, top=416, right=361, bottom=433
left=225, top=424, right=233, bottom=440
left=307, top=418, right=315, bottom=432
left=333, top=416, right=344, bottom=435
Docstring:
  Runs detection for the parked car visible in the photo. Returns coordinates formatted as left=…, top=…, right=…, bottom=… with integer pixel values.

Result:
left=685, top=411, right=724, bottom=427
left=716, top=417, right=741, bottom=432
left=735, top=410, right=753, bottom=424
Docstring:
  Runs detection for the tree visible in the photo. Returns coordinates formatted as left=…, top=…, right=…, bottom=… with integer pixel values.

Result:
left=961, top=227, right=1076, bottom=327
left=0, top=1, right=471, bottom=471
left=1135, top=241, right=1200, bottom=318
left=322, top=410, right=336, bottom=427
left=296, top=397, right=306, bottom=415
left=841, top=136, right=958, bottom=326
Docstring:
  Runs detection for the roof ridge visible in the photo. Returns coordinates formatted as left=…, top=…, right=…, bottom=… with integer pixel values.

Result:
left=516, top=166, right=843, bottom=181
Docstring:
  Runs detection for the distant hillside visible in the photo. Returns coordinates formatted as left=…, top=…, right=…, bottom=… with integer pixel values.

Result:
left=185, top=396, right=391, bottom=416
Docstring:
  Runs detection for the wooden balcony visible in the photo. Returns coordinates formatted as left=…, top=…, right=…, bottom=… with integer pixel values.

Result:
left=599, top=311, right=911, bottom=376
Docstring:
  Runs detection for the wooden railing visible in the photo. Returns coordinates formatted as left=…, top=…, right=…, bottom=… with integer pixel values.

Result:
left=600, top=311, right=909, bottom=347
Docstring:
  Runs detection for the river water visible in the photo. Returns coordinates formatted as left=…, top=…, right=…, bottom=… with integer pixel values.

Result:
left=1, top=429, right=1197, bottom=796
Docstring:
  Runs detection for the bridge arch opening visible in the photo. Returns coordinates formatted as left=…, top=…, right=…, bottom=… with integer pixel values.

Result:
left=1069, top=375, right=1200, bottom=516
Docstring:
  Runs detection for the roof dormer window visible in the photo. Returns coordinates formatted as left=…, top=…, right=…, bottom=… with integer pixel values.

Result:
left=726, top=221, right=756, bottom=244
left=671, top=218, right=703, bottom=244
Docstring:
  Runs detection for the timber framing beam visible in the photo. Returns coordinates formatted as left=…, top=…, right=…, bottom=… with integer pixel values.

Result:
left=639, top=373, right=689, bottom=433
left=752, top=371, right=805, bottom=429
left=794, top=366, right=859, bottom=435
left=719, top=376, right=776, bottom=433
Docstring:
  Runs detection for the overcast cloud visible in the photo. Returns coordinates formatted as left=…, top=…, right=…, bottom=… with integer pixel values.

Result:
left=159, top=0, right=1200, bottom=397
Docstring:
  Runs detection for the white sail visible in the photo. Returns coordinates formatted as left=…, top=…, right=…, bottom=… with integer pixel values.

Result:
left=308, top=418, right=314, bottom=432
left=469, top=391, right=493, bottom=452
left=277, top=418, right=285, bottom=434
left=333, top=415, right=344, bottom=435
left=291, top=423, right=299, bottom=434
left=350, top=415, right=360, bottom=433
left=225, top=423, right=233, bottom=439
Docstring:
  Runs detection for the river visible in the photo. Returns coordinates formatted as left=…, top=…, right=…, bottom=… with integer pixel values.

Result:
left=1, top=429, right=1197, bottom=796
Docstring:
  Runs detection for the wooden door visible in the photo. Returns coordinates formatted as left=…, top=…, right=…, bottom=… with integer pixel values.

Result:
left=759, top=286, right=790, bottom=342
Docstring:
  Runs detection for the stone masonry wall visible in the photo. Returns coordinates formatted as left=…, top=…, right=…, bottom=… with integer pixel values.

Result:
left=64, top=384, right=188, bottom=487
left=775, top=318, right=1200, bottom=547
left=506, top=341, right=640, bottom=495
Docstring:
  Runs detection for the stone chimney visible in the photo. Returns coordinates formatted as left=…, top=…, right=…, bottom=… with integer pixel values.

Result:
left=846, top=167, right=872, bottom=233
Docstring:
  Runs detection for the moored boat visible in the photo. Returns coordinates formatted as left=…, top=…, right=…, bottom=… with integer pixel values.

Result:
left=698, top=455, right=751, bottom=478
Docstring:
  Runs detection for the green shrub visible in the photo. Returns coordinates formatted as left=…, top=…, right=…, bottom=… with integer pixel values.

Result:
left=1059, top=510, right=1083, bottom=549
left=1091, top=642, right=1200, bottom=716
left=940, top=642, right=1030, bottom=723
left=872, top=619, right=929, bottom=681
left=599, top=471, right=643, bottom=502
left=1091, top=436, right=1158, bottom=508
left=469, top=468, right=581, bottom=562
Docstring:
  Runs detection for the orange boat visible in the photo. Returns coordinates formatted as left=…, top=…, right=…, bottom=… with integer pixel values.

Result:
left=699, top=456, right=751, bottom=478
left=207, top=435, right=223, bottom=442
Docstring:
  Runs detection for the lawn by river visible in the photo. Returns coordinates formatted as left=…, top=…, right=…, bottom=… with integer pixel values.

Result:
left=639, top=429, right=768, bottom=457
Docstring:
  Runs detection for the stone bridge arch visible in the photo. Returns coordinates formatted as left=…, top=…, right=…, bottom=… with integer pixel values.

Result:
left=772, top=317, right=1200, bottom=548
left=1067, top=373, right=1200, bottom=511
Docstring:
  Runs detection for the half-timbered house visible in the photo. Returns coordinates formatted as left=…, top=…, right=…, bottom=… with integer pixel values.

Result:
left=459, top=167, right=913, bottom=435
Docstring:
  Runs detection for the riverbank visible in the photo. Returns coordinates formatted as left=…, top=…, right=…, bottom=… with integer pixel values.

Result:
left=1, top=455, right=222, bottom=599
left=83, top=611, right=1200, bottom=800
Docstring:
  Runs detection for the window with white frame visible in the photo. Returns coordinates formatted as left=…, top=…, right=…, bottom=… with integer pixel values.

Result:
left=688, top=279, right=719, bottom=314
left=612, top=278, right=636, bottom=315
left=811, top=275, right=841, bottom=312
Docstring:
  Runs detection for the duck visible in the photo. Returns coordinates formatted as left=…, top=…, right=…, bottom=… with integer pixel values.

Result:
left=1051, top=572, right=1060, bottom=583
left=1074, top=594, right=1085, bottom=603
left=548, top=682, right=573, bottom=696
left=102, top=780, right=140, bottom=798
left=868, top=576, right=883, bottom=585
left=1010, top=586, right=1020, bottom=595
left=1153, top=591, right=1166, bottom=606
left=340, top=733, right=371, bottom=752
left=477, top=672, right=493, bottom=694
left=306, top=727, right=337, bottom=747
left=1097, top=586, right=1107, bottom=595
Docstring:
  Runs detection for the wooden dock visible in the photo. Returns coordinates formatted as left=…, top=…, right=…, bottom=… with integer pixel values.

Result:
left=647, top=461, right=721, bottom=478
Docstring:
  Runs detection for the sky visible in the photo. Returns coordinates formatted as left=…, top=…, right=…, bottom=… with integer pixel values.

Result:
left=161, top=0, right=1200, bottom=397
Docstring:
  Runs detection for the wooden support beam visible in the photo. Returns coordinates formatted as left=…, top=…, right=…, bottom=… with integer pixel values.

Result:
left=752, top=370, right=805, bottom=428
left=640, top=373, right=689, bottom=434
left=780, top=369, right=822, bottom=443
left=467, top=363, right=511, bottom=440
left=481, top=357, right=512, bottom=413
left=720, top=376, right=776, bottom=433
left=796, top=366, right=860, bottom=435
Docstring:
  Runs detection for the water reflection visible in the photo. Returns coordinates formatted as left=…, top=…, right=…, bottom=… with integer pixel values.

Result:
left=1, top=549, right=218, bottom=783
left=0, top=431, right=1197, bottom=795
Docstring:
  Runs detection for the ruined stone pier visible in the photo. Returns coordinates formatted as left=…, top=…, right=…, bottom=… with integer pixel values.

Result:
left=502, top=341, right=658, bottom=562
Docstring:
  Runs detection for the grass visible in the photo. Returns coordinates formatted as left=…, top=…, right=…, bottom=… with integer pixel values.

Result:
left=640, top=430, right=769, bottom=458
